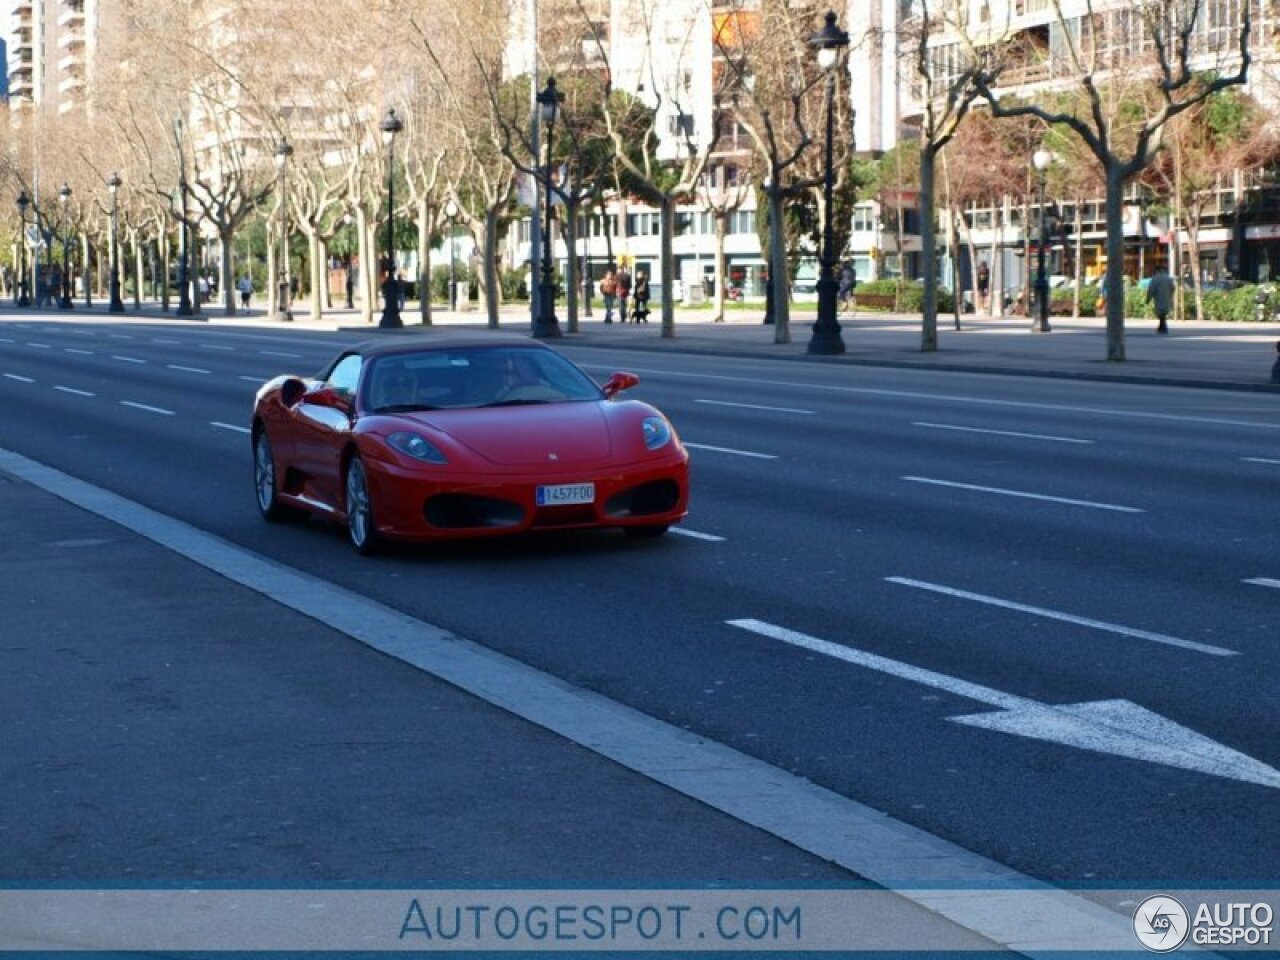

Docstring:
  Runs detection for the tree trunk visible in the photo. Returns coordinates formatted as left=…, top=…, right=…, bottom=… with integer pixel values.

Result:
left=132, top=233, right=144, bottom=310
left=565, top=197, right=579, bottom=333
left=159, top=232, right=169, bottom=313
left=81, top=235, right=93, bottom=308
left=356, top=208, right=373, bottom=324
left=920, top=145, right=938, bottom=351
left=1072, top=201, right=1084, bottom=318
left=1103, top=166, right=1127, bottom=362
left=769, top=188, right=790, bottom=343
left=418, top=197, right=432, bottom=326
left=309, top=232, right=323, bottom=321
left=483, top=207, right=501, bottom=329
left=220, top=227, right=236, bottom=316
left=660, top=194, right=675, bottom=338
left=713, top=210, right=727, bottom=323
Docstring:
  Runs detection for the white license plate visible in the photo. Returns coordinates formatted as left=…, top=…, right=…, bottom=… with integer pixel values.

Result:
left=536, top=482, right=595, bottom=506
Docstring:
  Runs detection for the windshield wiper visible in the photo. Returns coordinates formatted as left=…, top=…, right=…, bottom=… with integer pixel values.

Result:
left=477, top=398, right=554, bottom=408
left=372, top=403, right=439, bottom=413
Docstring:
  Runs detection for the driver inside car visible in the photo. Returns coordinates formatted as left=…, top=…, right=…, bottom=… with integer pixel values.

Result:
left=371, top=365, right=417, bottom=409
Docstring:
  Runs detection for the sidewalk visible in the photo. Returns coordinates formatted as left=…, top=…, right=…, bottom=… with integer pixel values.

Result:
left=10, top=297, right=1280, bottom=391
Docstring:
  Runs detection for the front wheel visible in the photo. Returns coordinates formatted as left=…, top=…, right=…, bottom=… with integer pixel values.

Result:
left=254, top=430, right=301, bottom=522
left=345, top=456, right=382, bottom=555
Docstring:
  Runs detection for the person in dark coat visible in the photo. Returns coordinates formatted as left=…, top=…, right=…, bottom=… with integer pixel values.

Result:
left=631, top=270, right=650, bottom=322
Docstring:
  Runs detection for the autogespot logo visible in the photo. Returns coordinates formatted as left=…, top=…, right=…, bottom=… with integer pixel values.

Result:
left=1134, top=895, right=1191, bottom=953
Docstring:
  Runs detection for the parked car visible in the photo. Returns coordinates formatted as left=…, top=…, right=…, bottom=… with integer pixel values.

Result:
left=251, top=336, right=690, bottom=553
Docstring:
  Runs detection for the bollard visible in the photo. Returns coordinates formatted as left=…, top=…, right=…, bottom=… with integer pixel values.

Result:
left=1271, top=340, right=1280, bottom=385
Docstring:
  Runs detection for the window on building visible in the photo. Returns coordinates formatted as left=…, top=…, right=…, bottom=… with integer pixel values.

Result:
left=668, top=113, right=696, bottom=137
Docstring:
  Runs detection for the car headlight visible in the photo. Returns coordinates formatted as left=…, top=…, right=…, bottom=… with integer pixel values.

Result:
left=641, top=416, right=672, bottom=451
left=387, top=431, right=448, bottom=464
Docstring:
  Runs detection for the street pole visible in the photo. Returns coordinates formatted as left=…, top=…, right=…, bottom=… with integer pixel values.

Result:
left=807, top=12, right=850, bottom=356
left=275, top=137, right=294, bottom=322
left=58, top=183, right=73, bottom=309
left=16, top=192, right=30, bottom=308
left=534, top=77, right=564, bottom=339
left=108, top=173, right=125, bottom=313
left=174, top=116, right=193, bottom=317
left=379, top=107, right=404, bottom=329
left=1032, top=147, right=1052, bottom=334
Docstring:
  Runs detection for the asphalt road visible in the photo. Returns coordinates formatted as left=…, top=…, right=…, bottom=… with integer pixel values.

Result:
left=2, top=314, right=1277, bottom=896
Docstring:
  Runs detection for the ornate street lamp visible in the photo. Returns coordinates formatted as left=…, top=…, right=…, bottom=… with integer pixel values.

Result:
left=379, top=107, right=404, bottom=328
left=16, top=190, right=30, bottom=308
left=444, top=198, right=459, bottom=311
left=58, top=183, right=74, bottom=309
left=1032, top=146, right=1053, bottom=334
left=806, top=11, right=850, bottom=356
left=275, top=137, right=294, bottom=321
left=108, top=173, right=125, bottom=313
left=534, top=76, right=564, bottom=339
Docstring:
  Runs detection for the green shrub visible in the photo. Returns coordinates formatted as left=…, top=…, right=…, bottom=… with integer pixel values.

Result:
left=854, top=278, right=953, bottom=313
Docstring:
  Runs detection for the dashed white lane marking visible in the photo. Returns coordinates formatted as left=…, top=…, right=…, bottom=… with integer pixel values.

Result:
left=683, top=441, right=777, bottom=460
left=201, top=345, right=234, bottom=351
left=695, top=398, right=815, bottom=415
left=1242, top=457, right=1280, bottom=465
left=3, top=373, right=34, bottom=383
left=152, top=338, right=181, bottom=345
left=239, top=376, right=263, bottom=383
left=670, top=527, right=726, bottom=542
left=0, top=446, right=1139, bottom=951
left=26, top=342, right=51, bottom=349
left=1244, top=578, right=1280, bottom=590
left=885, top=577, right=1237, bottom=657
left=901, top=476, right=1143, bottom=513
left=106, top=334, right=135, bottom=340
left=120, top=401, right=175, bottom=416
left=168, top=364, right=211, bottom=375
left=65, top=348, right=94, bottom=355
left=259, top=350, right=303, bottom=358
left=54, top=386, right=95, bottom=397
left=211, top=421, right=250, bottom=434
left=111, top=355, right=146, bottom=365
left=912, top=421, right=1094, bottom=444
left=0, top=337, right=13, bottom=343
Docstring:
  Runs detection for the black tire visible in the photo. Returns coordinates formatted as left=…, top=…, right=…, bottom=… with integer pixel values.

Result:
left=253, top=430, right=301, bottom=522
left=344, top=456, right=382, bottom=555
left=624, top=524, right=669, bottom=539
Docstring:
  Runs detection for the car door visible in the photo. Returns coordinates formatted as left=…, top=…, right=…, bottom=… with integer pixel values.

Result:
left=290, top=353, right=363, bottom=511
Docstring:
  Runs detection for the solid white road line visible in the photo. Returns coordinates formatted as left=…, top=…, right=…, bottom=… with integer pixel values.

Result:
left=1242, top=457, right=1280, bottom=465
left=2, top=373, right=34, bottom=383
left=670, top=527, right=726, bottom=542
left=901, top=476, right=1144, bottom=513
left=683, top=441, right=777, bottom=460
left=695, top=398, right=815, bottom=415
left=111, top=355, right=146, bottom=365
left=119, top=401, right=175, bottom=416
left=54, top=386, right=95, bottom=397
left=0, top=446, right=1139, bottom=954
left=168, top=364, right=212, bottom=374
left=1243, top=577, right=1280, bottom=590
left=885, top=576, right=1237, bottom=657
left=912, top=421, right=1093, bottom=444
left=211, top=422, right=251, bottom=435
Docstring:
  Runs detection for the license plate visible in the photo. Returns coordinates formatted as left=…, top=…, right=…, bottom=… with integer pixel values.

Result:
left=536, top=482, right=595, bottom=506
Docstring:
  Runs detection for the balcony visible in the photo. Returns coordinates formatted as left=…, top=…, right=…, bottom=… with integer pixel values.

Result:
left=12, top=1, right=32, bottom=20
left=57, top=5, right=83, bottom=29
left=58, top=29, right=85, bottom=52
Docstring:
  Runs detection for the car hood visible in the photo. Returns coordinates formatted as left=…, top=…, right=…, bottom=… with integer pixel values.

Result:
left=408, top=402, right=617, bottom=466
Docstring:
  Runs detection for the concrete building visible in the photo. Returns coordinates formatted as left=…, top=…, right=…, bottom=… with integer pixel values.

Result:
left=6, top=0, right=102, bottom=115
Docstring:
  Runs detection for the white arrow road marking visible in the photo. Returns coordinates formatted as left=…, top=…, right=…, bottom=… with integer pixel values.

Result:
left=1244, top=578, right=1280, bottom=590
left=670, top=527, right=725, bottom=542
left=695, top=398, right=815, bottom=415
left=684, top=441, right=777, bottom=460
left=912, top=421, right=1094, bottom=444
left=902, top=476, right=1143, bottom=513
left=727, top=618, right=1280, bottom=790
left=885, top=577, right=1237, bottom=656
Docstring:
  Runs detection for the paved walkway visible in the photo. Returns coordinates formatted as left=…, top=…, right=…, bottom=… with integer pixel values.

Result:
left=8, top=298, right=1280, bottom=391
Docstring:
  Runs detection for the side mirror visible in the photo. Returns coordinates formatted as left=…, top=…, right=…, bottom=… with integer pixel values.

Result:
left=307, top=386, right=352, bottom=412
left=602, top=371, right=640, bottom=399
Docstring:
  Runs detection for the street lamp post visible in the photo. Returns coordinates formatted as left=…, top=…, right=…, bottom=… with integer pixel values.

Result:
left=108, top=173, right=125, bottom=313
left=16, top=191, right=30, bottom=308
left=174, top=117, right=193, bottom=317
left=275, top=137, right=294, bottom=322
left=535, top=76, right=564, bottom=339
left=1032, top=147, right=1053, bottom=334
left=806, top=11, right=850, bottom=356
left=58, top=183, right=74, bottom=309
left=379, top=107, right=404, bottom=329
left=444, top=198, right=459, bottom=311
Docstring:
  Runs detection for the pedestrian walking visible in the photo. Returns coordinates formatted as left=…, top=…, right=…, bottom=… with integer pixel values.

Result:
left=837, top=263, right=855, bottom=313
left=237, top=274, right=252, bottom=309
left=631, top=270, right=650, bottom=322
left=599, top=267, right=618, bottom=323
left=977, top=261, right=990, bottom=313
left=1146, top=267, right=1174, bottom=334
left=615, top=265, right=632, bottom=322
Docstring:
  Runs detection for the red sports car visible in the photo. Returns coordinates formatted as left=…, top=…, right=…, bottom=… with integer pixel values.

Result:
left=251, top=336, right=689, bottom=553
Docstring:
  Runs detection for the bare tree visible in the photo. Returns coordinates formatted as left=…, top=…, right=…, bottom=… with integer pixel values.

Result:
left=975, top=0, right=1251, bottom=360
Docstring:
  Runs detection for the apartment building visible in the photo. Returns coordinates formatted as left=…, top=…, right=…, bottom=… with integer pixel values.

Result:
left=7, top=0, right=101, bottom=115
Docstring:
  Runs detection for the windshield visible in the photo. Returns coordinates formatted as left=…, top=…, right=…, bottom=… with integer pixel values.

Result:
left=365, top=347, right=603, bottom=412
